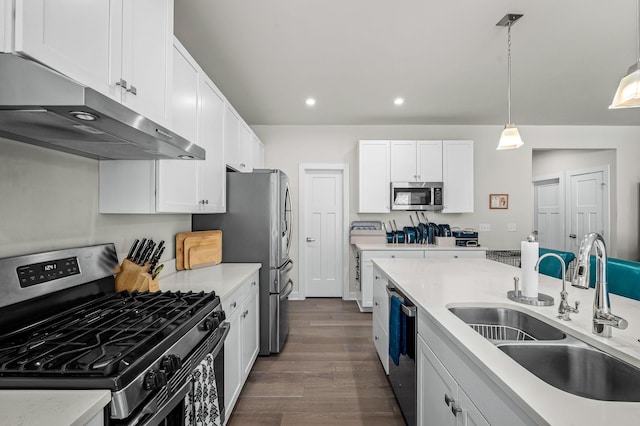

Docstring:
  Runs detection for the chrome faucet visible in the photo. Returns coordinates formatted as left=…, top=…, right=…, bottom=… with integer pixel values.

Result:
left=572, top=232, right=628, bottom=337
left=535, top=253, right=579, bottom=320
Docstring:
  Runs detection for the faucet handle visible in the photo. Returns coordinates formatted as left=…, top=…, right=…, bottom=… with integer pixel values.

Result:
left=513, top=276, right=520, bottom=296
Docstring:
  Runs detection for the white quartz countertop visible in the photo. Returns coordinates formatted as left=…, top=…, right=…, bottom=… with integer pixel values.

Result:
left=372, top=257, right=640, bottom=425
left=0, top=389, right=110, bottom=426
left=355, top=243, right=487, bottom=251
left=159, top=263, right=262, bottom=299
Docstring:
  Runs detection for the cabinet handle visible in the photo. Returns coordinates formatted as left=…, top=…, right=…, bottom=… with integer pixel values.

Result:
left=251, top=281, right=256, bottom=286
left=204, top=200, right=209, bottom=204
left=451, top=403, right=462, bottom=416
left=374, top=335, right=379, bottom=340
left=115, top=78, right=127, bottom=89
left=230, top=302, right=237, bottom=309
left=391, top=255, right=396, bottom=258
left=444, top=394, right=454, bottom=406
left=126, top=85, right=137, bottom=95
left=374, top=302, right=379, bottom=306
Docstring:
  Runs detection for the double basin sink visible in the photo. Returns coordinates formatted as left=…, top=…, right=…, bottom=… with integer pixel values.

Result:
left=448, top=306, right=640, bottom=402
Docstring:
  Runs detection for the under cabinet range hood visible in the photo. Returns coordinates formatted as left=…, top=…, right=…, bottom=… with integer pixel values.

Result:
left=0, top=54, right=205, bottom=160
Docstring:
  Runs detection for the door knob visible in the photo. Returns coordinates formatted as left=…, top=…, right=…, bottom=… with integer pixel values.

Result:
left=306, top=237, right=316, bottom=242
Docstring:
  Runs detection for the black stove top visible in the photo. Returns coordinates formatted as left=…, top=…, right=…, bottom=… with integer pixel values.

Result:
left=0, top=290, right=218, bottom=379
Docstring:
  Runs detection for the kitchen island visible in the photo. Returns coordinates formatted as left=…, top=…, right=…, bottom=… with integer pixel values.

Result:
left=373, top=257, right=640, bottom=425
left=354, top=243, right=486, bottom=312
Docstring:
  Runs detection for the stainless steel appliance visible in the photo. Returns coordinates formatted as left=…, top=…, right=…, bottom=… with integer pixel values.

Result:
left=0, top=244, right=229, bottom=425
left=0, top=53, right=205, bottom=160
left=192, top=169, right=293, bottom=355
left=391, top=181, right=443, bottom=211
left=387, top=284, right=417, bottom=426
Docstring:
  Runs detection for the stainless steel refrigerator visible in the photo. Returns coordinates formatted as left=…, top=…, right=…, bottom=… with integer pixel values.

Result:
left=192, top=169, right=293, bottom=355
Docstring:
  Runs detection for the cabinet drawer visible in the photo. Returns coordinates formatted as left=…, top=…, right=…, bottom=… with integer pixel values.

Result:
left=372, top=274, right=389, bottom=334
left=361, top=250, right=424, bottom=262
left=223, top=283, right=249, bottom=317
left=373, top=317, right=389, bottom=375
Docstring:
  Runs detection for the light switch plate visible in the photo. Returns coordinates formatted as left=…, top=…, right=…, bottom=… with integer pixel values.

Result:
left=507, top=223, right=517, bottom=232
left=479, top=223, right=491, bottom=232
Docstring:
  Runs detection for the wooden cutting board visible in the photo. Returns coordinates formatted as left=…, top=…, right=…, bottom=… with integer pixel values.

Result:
left=176, top=230, right=222, bottom=270
left=187, top=244, right=221, bottom=269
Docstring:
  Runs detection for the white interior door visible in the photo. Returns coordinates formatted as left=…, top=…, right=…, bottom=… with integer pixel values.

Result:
left=533, top=178, right=564, bottom=250
left=302, top=167, right=344, bottom=297
left=568, top=170, right=607, bottom=256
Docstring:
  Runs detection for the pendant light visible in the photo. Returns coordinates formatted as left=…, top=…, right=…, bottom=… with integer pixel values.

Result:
left=497, top=14, right=524, bottom=150
left=610, top=0, right=640, bottom=108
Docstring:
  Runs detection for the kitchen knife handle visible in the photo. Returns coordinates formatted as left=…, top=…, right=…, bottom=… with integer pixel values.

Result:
left=133, top=238, right=147, bottom=263
left=126, top=239, right=139, bottom=259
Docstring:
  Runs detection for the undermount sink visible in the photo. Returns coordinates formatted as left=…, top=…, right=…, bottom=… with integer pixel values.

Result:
left=448, top=306, right=640, bottom=402
left=499, top=343, right=640, bottom=402
left=448, top=306, right=566, bottom=342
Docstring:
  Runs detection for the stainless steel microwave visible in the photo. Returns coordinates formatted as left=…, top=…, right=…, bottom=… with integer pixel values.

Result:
left=391, top=182, right=443, bottom=211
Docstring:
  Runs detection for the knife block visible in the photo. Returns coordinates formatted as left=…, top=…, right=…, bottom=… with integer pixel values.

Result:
left=115, top=259, right=159, bottom=293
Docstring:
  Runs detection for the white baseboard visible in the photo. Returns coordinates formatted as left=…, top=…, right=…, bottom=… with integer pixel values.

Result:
left=345, top=291, right=357, bottom=300
left=288, top=291, right=304, bottom=300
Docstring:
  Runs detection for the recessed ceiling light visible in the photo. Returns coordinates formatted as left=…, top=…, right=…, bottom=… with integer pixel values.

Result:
left=305, top=98, right=316, bottom=106
left=394, top=98, right=404, bottom=106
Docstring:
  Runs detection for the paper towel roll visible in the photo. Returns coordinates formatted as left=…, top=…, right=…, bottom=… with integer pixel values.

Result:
left=521, top=240, right=539, bottom=298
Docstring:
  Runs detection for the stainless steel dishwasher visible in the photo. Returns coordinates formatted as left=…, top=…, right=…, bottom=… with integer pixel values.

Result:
left=387, top=284, right=417, bottom=426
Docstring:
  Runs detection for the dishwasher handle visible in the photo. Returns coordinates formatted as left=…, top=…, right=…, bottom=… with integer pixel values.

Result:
left=386, top=287, right=416, bottom=317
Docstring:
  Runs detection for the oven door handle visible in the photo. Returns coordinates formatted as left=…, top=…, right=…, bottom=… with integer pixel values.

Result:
left=211, top=322, right=230, bottom=359
left=385, top=287, right=405, bottom=304
left=128, top=379, right=192, bottom=426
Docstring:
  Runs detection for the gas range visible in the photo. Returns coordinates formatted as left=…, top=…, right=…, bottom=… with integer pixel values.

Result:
left=0, top=244, right=228, bottom=425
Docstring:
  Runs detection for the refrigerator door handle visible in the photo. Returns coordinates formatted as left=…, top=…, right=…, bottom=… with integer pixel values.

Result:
left=280, top=279, right=294, bottom=300
left=279, top=258, right=294, bottom=274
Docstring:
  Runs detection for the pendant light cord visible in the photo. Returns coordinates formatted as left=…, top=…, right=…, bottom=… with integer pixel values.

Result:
left=636, top=0, right=640, bottom=67
left=507, top=21, right=512, bottom=123
left=507, top=21, right=512, bottom=124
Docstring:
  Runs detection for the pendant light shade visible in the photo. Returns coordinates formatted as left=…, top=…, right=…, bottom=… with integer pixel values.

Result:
left=498, top=123, right=524, bottom=150
left=496, top=14, right=524, bottom=151
left=610, top=0, right=640, bottom=109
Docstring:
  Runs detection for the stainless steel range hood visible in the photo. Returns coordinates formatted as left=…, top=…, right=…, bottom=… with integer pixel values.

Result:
left=0, top=54, right=205, bottom=160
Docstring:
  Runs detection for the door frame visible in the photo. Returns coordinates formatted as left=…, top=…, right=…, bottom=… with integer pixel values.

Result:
left=297, top=163, right=350, bottom=300
left=532, top=173, right=565, bottom=250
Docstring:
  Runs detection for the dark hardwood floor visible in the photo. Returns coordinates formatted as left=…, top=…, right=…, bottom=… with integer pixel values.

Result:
left=227, top=298, right=405, bottom=425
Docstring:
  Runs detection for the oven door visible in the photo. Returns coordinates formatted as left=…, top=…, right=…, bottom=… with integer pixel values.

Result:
left=121, top=323, right=230, bottom=426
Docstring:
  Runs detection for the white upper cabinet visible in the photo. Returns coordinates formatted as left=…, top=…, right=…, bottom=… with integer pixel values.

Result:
left=253, top=134, right=265, bottom=169
left=224, top=104, right=240, bottom=170
left=197, top=76, right=226, bottom=212
left=224, top=104, right=258, bottom=172
left=442, top=140, right=474, bottom=213
left=100, top=37, right=226, bottom=214
left=390, top=140, right=442, bottom=182
left=13, top=0, right=172, bottom=127
left=416, top=140, right=443, bottom=182
left=359, top=140, right=390, bottom=213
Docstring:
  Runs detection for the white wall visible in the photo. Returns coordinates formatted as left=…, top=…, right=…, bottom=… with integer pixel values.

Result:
left=254, top=124, right=640, bottom=296
left=0, top=137, right=192, bottom=262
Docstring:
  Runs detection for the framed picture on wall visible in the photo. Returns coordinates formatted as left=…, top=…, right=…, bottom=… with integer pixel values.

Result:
left=490, top=194, right=509, bottom=209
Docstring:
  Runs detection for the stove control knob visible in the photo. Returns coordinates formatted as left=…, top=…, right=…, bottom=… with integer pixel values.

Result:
left=160, top=354, right=182, bottom=377
left=214, top=310, right=226, bottom=322
left=200, top=316, right=219, bottom=331
left=143, top=369, right=167, bottom=391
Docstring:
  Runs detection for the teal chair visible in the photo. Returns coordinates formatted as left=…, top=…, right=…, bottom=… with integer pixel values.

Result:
left=537, top=248, right=576, bottom=280
left=588, top=256, right=640, bottom=301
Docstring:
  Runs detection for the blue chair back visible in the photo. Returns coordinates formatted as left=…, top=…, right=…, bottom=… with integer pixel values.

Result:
left=538, top=248, right=575, bottom=279
left=588, top=256, right=640, bottom=301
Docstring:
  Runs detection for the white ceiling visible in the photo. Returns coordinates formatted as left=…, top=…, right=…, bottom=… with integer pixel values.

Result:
left=174, top=0, right=640, bottom=126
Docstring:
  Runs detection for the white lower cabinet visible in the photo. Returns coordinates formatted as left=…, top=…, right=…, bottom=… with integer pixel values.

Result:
left=372, top=267, right=390, bottom=374
left=223, top=272, right=260, bottom=420
left=418, top=334, right=488, bottom=426
left=417, top=308, right=536, bottom=426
